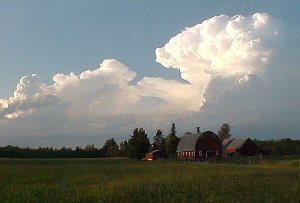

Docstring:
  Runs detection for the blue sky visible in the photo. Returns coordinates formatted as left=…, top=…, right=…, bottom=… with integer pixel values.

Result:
left=0, top=1, right=299, bottom=147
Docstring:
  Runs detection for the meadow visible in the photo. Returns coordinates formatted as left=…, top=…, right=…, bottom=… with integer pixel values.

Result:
left=0, top=157, right=299, bottom=203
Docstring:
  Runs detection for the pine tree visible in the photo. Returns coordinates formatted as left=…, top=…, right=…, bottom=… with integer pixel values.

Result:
left=165, top=123, right=180, bottom=158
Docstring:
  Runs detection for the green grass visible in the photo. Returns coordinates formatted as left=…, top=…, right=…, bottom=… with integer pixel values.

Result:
left=0, top=157, right=299, bottom=203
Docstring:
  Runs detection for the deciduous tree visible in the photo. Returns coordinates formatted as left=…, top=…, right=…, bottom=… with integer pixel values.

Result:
left=128, top=128, right=150, bottom=159
left=218, top=123, right=231, bottom=141
left=102, top=138, right=119, bottom=157
left=119, top=140, right=129, bottom=157
left=152, top=129, right=166, bottom=156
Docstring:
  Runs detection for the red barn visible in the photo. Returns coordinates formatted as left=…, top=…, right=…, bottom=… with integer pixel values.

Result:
left=223, top=138, right=258, bottom=156
left=177, top=129, right=222, bottom=161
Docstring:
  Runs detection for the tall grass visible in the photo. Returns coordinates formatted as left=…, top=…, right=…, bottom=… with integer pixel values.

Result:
left=0, top=157, right=299, bottom=202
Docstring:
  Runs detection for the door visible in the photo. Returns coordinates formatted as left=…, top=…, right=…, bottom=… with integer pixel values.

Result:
left=206, top=151, right=214, bottom=159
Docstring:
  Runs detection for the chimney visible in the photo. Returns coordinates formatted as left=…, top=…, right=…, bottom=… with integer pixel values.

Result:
left=196, top=127, right=200, bottom=134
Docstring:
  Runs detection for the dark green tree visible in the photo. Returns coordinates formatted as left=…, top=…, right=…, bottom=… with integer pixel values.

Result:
left=102, top=138, right=119, bottom=157
left=152, top=129, right=166, bottom=156
left=119, top=140, right=129, bottom=157
left=128, top=128, right=150, bottom=159
left=217, top=123, right=231, bottom=141
left=165, top=123, right=180, bottom=158
left=85, top=144, right=96, bottom=151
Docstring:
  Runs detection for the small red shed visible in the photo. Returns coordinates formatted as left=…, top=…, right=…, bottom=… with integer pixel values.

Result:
left=144, top=150, right=162, bottom=161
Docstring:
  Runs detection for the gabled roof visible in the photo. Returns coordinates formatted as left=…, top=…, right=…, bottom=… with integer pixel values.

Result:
left=223, top=138, right=248, bottom=150
left=176, top=132, right=200, bottom=152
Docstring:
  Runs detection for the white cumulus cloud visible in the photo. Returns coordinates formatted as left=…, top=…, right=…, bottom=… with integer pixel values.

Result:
left=156, top=13, right=277, bottom=106
left=0, top=74, right=59, bottom=119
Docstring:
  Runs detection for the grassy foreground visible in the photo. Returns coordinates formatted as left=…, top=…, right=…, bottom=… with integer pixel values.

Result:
left=0, top=157, right=299, bottom=203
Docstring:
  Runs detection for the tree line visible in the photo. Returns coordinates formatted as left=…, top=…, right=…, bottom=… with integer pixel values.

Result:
left=0, top=123, right=180, bottom=159
left=0, top=123, right=299, bottom=158
left=255, top=138, right=300, bottom=155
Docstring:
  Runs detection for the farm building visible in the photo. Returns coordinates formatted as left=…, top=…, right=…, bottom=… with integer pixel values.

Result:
left=223, top=138, right=258, bottom=156
left=144, top=150, right=162, bottom=161
left=177, top=128, right=223, bottom=161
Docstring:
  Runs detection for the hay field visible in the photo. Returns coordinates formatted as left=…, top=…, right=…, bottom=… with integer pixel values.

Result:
left=0, top=157, right=299, bottom=202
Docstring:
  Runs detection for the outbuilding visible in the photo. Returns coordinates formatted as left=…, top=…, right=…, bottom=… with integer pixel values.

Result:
left=177, top=128, right=223, bottom=161
left=144, top=150, right=162, bottom=161
left=223, top=138, right=258, bottom=156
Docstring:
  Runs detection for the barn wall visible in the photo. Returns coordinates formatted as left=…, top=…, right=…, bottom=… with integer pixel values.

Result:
left=177, top=151, right=195, bottom=160
left=240, top=139, right=258, bottom=156
left=226, top=149, right=238, bottom=154
left=195, top=132, right=222, bottom=160
left=145, top=153, right=153, bottom=161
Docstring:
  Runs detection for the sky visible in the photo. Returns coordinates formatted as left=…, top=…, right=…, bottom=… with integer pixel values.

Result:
left=0, top=1, right=299, bottom=147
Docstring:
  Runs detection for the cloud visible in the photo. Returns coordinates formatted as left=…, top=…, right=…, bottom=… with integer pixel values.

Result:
left=52, top=59, right=139, bottom=118
left=0, top=13, right=299, bottom=147
left=0, top=59, right=199, bottom=147
left=155, top=12, right=299, bottom=139
left=136, top=77, right=201, bottom=111
left=0, top=74, right=59, bottom=119
left=156, top=13, right=277, bottom=107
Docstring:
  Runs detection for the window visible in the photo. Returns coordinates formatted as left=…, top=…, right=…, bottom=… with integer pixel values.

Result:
left=199, top=151, right=202, bottom=156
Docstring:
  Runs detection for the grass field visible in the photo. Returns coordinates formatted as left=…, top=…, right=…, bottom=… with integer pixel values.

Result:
left=0, top=157, right=299, bottom=203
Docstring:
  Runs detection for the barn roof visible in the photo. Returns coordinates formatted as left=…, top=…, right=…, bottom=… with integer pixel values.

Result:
left=223, top=138, right=248, bottom=150
left=146, top=150, right=160, bottom=155
left=176, top=132, right=200, bottom=152
left=222, top=139, right=233, bottom=148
